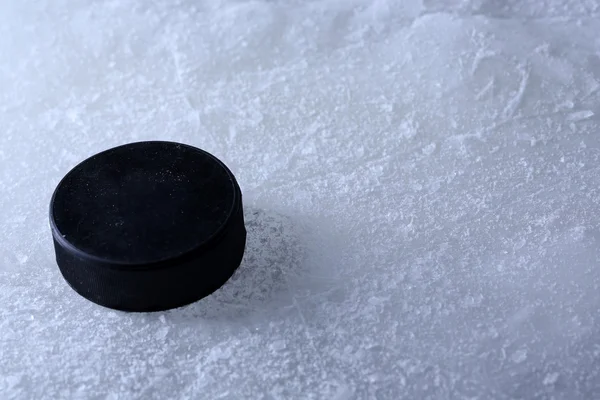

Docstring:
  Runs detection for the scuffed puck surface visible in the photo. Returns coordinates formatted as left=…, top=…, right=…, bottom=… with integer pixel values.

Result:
left=2, top=0, right=600, bottom=399
left=51, top=141, right=237, bottom=264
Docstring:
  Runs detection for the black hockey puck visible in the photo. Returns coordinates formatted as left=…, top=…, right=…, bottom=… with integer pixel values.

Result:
left=49, top=141, right=246, bottom=312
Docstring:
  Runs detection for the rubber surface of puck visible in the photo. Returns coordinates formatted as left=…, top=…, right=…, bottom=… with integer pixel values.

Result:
left=49, top=141, right=246, bottom=312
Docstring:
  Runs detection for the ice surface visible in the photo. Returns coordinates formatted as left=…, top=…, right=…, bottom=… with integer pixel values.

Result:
left=1, top=0, right=600, bottom=398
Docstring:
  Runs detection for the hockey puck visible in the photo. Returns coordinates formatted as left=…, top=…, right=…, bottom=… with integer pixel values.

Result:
left=49, top=141, right=246, bottom=312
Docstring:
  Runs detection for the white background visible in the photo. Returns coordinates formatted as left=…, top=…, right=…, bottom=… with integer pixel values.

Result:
left=1, top=0, right=600, bottom=398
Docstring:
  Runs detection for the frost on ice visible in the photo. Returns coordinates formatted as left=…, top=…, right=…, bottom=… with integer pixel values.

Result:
left=1, top=0, right=600, bottom=399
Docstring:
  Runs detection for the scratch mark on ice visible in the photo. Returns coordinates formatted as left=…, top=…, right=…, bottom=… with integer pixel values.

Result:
left=502, top=65, right=529, bottom=119
left=470, top=49, right=497, bottom=76
left=475, top=77, right=495, bottom=101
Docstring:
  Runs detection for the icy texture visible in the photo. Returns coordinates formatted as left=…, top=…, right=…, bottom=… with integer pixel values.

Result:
left=2, top=0, right=600, bottom=398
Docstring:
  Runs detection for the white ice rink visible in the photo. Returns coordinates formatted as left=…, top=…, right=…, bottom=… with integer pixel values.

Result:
left=1, top=0, right=600, bottom=398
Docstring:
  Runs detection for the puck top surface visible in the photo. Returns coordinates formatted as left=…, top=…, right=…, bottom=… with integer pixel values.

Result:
left=50, top=141, right=238, bottom=266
